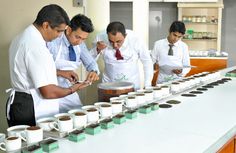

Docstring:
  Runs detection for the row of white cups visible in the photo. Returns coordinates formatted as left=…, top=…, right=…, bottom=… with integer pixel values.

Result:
left=0, top=71, right=222, bottom=152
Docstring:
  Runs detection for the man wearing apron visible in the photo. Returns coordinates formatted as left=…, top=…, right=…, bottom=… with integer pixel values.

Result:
left=7, top=5, right=88, bottom=127
left=47, top=14, right=99, bottom=113
left=151, top=21, right=191, bottom=84
left=90, top=22, right=153, bottom=90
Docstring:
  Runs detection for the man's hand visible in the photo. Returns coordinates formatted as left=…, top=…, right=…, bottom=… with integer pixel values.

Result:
left=96, top=41, right=107, bottom=54
left=86, top=71, right=99, bottom=83
left=172, top=69, right=182, bottom=75
left=57, top=70, right=78, bottom=83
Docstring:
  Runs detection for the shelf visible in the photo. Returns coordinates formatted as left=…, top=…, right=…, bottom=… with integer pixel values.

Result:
left=183, top=22, right=218, bottom=25
left=183, top=38, right=217, bottom=41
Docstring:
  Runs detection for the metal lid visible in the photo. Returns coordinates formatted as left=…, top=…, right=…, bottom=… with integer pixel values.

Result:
left=98, top=82, right=134, bottom=90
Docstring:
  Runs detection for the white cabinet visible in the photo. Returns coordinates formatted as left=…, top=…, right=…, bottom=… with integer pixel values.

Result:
left=178, top=1, right=223, bottom=52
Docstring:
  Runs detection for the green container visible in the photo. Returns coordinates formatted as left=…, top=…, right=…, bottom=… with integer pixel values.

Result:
left=85, top=124, right=101, bottom=135
left=113, top=114, right=126, bottom=124
left=22, top=145, right=43, bottom=153
left=125, top=110, right=138, bottom=119
left=40, top=138, right=59, bottom=153
left=148, top=103, right=159, bottom=111
left=68, top=129, right=85, bottom=142
left=139, top=105, right=152, bottom=114
left=100, top=119, right=114, bottom=129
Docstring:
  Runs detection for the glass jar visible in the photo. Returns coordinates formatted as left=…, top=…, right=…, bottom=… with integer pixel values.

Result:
left=202, top=16, right=207, bottom=22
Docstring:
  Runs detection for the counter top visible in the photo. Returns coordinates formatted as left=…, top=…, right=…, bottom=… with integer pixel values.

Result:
left=190, top=56, right=228, bottom=59
left=54, top=67, right=236, bottom=153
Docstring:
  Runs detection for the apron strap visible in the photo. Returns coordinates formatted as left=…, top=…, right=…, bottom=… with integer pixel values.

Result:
left=6, top=88, right=16, bottom=120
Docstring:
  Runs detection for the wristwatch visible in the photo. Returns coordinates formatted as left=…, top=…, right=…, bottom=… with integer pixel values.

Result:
left=90, top=70, right=98, bottom=74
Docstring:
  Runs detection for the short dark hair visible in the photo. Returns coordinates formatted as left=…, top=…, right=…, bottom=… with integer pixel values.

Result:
left=70, top=14, right=94, bottom=33
left=106, top=21, right=126, bottom=37
left=169, top=21, right=186, bottom=35
left=33, top=4, right=70, bottom=28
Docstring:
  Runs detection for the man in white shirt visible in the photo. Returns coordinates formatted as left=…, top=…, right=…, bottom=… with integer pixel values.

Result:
left=7, top=4, right=88, bottom=127
left=47, top=14, right=99, bottom=113
left=91, top=22, right=153, bottom=89
left=151, top=21, right=190, bottom=84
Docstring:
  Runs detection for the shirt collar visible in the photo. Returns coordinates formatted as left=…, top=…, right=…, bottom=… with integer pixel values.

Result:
left=62, top=33, right=71, bottom=47
left=165, top=38, right=180, bottom=47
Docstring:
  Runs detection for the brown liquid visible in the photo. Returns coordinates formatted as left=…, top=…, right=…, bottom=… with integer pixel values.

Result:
left=128, top=96, right=135, bottom=99
left=40, top=120, right=54, bottom=123
left=59, top=116, right=71, bottom=121
left=75, top=112, right=86, bottom=116
left=87, top=108, right=97, bottom=112
left=144, top=91, right=152, bottom=93
left=7, top=136, right=18, bottom=140
left=27, top=126, right=40, bottom=130
left=101, top=104, right=111, bottom=107
left=136, top=93, right=145, bottom=96
left=111, top=102, right=122, bottom=104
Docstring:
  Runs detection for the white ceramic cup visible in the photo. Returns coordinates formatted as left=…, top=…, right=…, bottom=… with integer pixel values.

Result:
left=7, top=125, right=29, bottom=137
left=82, top=105, right=100, bottom=123
left=111, top=101, right=123, bottom=115
left=36, top=117, right=55, bottom=131
left=22, top=126, right=43, bottom=145
left=125, top=96, right=137, bottom=109
left=52, top=115, right=73, bottom=133
left=95, top=102, right=113, bottom=118
left=0, top=133, right=5, bottom=143
left=68, top=109, right=87, bottom=129
left=135, top=93, right=146, bottom=106
left=0, top=136, right=22, bottom=152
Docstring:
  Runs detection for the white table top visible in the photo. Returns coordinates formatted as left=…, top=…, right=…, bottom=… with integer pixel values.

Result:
left=54, top=67, right=236, bottom=153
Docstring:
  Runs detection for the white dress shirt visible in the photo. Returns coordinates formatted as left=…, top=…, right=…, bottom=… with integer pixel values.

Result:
left=91, top=30, right=153, bottom=89
left=151, top=38, right=190, bottom=84
left=9, top=24, right=57, bottom=93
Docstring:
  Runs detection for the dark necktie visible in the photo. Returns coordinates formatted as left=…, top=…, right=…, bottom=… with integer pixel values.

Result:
left=168, top=44, right=174, bottom=56
left=68, top=45, right=76, bottom=61
left=115, top=49, right=124, bottom=60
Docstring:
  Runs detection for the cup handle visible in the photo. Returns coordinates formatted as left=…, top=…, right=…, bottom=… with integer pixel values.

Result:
left=19, top=131, right=26, bottom=142
left=0, top=142, right=6, bottom=151
left=51, top=122, right=59, bottom=131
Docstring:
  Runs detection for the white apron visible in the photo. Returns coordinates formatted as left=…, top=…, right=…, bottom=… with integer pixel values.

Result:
left=6, top=85, right=59, bottom=121
left=103, top=51, right=140, bottom=89
left=54, top=43, right=82, bottom=113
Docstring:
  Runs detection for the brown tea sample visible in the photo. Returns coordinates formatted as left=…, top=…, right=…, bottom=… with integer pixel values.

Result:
left=181, top=94, right=196, bottom=97
left=202, top=85, right=214, bottom=88
left=100, top=118, right=112, bottom=123
left=166, top=100, right=181, bottom=104
left=71, top=129, right=84, bottom=135
left=196, top=88, right=208, bottom=91
left=26, top=145, right=41, bottom=152
left=114, top=114, right=125, bottom=118
left=87, top=124, right=99, bottom=129
left=159, top=104, right=172, bottom=108
left=189, top=91, right=203, bottom=94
